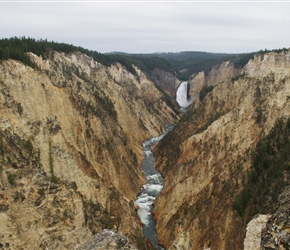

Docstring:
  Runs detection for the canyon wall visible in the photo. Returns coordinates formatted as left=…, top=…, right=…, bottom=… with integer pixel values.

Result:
left=0, top=51, right=178, bottom=249
left=149, top=68, right=180, bottom=100
left=154, top=50, right=290, bottom=249
left=187, top=61, right=240, bottom=102
left=261, top=186, right=290, bottom=249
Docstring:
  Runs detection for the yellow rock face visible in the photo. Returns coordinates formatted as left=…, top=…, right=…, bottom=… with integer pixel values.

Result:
left=154, top=50, right=290, bottom=250
left=0, top=51, right=177, bottom=249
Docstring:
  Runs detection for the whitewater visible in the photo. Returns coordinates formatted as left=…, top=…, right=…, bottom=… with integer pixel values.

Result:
left=134, top=125, right=174, bottom=248
left=135, top=81, right=192, bottom=247
left=176, top=81, right=193, bottom=108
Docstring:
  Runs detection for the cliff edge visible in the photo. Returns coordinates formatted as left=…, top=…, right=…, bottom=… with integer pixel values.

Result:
left=0, top=50, right=178, bottom=249
left=154, top=49, right=290, bottom=249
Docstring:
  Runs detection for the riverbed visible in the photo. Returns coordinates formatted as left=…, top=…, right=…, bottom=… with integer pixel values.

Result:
left=134, top=125, right=174, bottom=248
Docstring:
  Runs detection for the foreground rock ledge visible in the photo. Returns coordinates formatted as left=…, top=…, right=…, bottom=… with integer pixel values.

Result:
left=77, top=229, right=137, bottom=250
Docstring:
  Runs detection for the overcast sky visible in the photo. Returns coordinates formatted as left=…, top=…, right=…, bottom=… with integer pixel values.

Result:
left=1, top=1, right=290, bottom=54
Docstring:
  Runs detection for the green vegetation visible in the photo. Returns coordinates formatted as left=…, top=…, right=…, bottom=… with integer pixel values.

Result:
left=255, top=107, right=266, bottom=124
left=13, top=191, right=25, bottom=202
left=0, top=36, right=209, bottom=81
left=93, top=91, right=117, bottom=120
left=135, top=48, right=289, bottom=80
left=1, top=37, right=288, bottom=83
left=25, top=139, right=33, bottom=158
left=0, top=37, right=175, bottom=84
left=231, top=53, right=255, bottom=69
left=0, top=134, right=3, bottom=172
left=0, top=37, right=38, bottom=68
left=156, top=125, right=182, bottom=169
left=86, top=101, right=102, bottom=118
left=7, top=172, right=17, bottom=185
left=152, top=80, right=180, bottom=114
left=199, top=85, right=214, bottom=101
left=132, top=51, right=234, bottom=80
left=233, top=117, right=290, bottom=223
left=0, top=37, right=136, bottom=75
left=160, top=52, right=228, bottom=79
left=48, top=140, right=57, bottom=183
left=231, top=72, right=246, bottom=83
left=120, top=54, right=176, bottom=76
left=85, top=90, right=118, bottom=122
left=231, top=48, right=288, bottom=69
left=83, top=199, right=115, bottom=233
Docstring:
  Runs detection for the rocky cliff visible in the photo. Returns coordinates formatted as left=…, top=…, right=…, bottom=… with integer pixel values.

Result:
left=0, top=50, right=178, bottom=249
left=261, top=186, right=290, bottom=249
left=149, top=68, right=180, bottom=98
left=243, top=185, right=290, bottom=250
left=244, top=214, right=270, bottom=250
left=154, top=49, right=290, bottom=249
left=187, top=60, right=240, bottom=102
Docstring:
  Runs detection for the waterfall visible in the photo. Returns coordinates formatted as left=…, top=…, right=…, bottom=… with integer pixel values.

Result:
left=176, top=81, right=193, bottom=109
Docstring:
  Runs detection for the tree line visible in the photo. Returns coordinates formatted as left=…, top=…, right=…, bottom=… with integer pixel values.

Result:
left=0, top=37, right=176, bottom=78
left=0, top=37, right=138, bottom=75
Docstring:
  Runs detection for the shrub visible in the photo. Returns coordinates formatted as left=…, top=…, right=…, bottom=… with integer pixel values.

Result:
left=48, top=140, right=57, bottom=183
left=233, top=117, right=290, bottom=222
left=199, top=85, right=214, bottom=101
left=7, top=173, right=17, bottom=185
left=231, top=72, right=246, bottom=83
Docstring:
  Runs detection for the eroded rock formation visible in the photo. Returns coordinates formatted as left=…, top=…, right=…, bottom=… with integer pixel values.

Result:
left=0, top=51, right=178, bottom=249
left=244, top=214, right=270, bottom=250
left=77, top=229, right=138, bottom=250
left=187, top=60, right=240, bottom=102
left=261, top=186, right=290, bottom=249
left=154, top=50, right=290, bottom=249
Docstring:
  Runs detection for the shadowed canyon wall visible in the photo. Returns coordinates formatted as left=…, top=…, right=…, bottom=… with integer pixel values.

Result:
left=154, top=50, right=290, bottom=249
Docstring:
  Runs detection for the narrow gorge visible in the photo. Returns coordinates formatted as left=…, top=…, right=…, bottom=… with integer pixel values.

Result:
left=153, top=49, right=290, bottom=249
left=135, top=80, right=191, bottom=248
left=0, top=41, right=179, bottom=250
left=1, top=38, right=290, bottom=250
left=135, top=125, right=173, bottom=249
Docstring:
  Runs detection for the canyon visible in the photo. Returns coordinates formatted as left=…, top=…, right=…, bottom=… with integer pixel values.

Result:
left=154, top=49, right=290, bottom=249
left=0, top=49, right=178, bottom=249
left=1, top=40, right=290, bottom=250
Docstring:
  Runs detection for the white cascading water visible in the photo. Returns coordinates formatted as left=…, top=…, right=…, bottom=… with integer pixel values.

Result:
left=134, top=125, right=174, bottom=249
left=135, top=83, right=191, bottom=247
left=176, top=81, right=193, bottom=109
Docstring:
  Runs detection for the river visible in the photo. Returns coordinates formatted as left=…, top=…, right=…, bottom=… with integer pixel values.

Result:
left=134, top=125, right=174, bottom=249
left=135, top=82, right=192, bottom=247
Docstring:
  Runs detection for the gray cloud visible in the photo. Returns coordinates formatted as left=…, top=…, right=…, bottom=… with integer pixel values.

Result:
left=1, top=1, right=290, bottom=53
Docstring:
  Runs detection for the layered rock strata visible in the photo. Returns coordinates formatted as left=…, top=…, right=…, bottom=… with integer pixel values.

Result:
left=0, top=51, right=177, bottom=249
left=187, top=61, right=240, bottom=102
left=154, top=50, right=290, bottom=249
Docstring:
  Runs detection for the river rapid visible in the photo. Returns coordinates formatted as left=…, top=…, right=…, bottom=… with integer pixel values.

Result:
left=135, top=81, right=191, bottom=247
left=134, top=125, right=174, bottom=249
